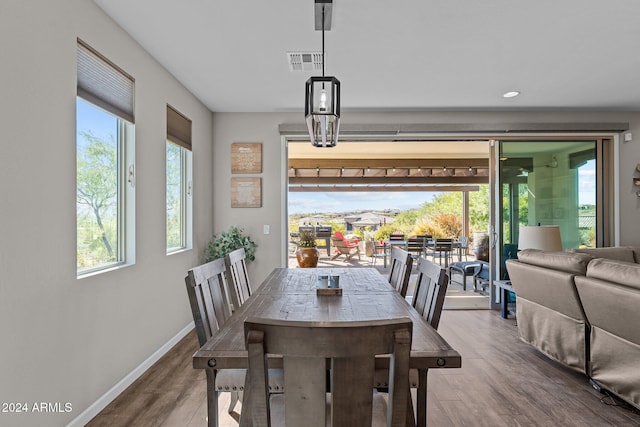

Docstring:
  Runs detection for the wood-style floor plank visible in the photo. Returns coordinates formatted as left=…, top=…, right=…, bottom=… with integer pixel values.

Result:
left=88, top=310, right=640, bottom=427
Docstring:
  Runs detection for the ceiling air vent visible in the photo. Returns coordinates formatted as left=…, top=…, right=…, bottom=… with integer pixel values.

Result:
left=287, top=51, right=324, bottom=72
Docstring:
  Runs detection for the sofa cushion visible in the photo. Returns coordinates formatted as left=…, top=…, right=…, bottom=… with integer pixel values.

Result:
left=517, top=249, right=592, bottom=275
left=570, top=246, right=636, bottom=264
left=632, top=247, right=640, bottom=264
left=586, top=258, right=640, bottom=290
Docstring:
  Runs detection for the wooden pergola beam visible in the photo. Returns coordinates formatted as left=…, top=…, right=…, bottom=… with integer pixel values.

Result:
left=288, top=185, right=480, bottom=193
left=289, top=176, right=488, bottom=185
left=288, top=158, right=489, bottom=169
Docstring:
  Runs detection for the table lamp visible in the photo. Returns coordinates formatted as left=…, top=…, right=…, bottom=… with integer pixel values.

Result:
left=518, top=225, right=563, bottom=251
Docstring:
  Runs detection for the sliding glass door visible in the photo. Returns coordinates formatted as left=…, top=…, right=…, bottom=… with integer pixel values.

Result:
left=498, top=140, right=605, bottom=279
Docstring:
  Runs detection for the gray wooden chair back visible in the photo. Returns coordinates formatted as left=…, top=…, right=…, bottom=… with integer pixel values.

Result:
left=412, top=258, right=449, bottom=330
left=225, top=247, right=252, bottom=310
left=185, top=258, right=233, bottom=346
left=389, top=246, right=413, bottom=297
left=186, top=258, right=283, bottom=422
left=244, top=317, right=412, bottom=427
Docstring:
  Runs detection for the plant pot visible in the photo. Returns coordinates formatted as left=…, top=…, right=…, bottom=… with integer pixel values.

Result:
left=296, top=247, right=319, bottom=268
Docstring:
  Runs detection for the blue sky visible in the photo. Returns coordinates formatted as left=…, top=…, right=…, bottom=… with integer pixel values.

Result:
left=578, top=160, right=596, bottom=205
left=77, top=98, right=117, bottom=143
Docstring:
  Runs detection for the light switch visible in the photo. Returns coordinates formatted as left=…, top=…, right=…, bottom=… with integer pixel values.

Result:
left=263, top=224, right=270, bottom=235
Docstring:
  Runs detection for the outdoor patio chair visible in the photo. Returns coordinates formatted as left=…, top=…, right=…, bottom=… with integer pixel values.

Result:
left=448, top=260, right=490, bottom=291
left=406, top=236, right=427, bottom=259
left=457, top=236, right=469, bottom=261
left=331, top=236, right=361, bottom=261
left=369, top=239, right=390, bottom=267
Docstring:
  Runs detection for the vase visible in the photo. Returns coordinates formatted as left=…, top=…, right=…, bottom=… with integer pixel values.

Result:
left=296, top=247, right=319, bottom=268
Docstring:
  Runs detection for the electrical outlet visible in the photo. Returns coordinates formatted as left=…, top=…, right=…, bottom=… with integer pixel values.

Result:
left=263, top=224, right=270, bottom=235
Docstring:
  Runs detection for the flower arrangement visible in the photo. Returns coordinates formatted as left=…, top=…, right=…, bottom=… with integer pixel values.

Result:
left=297, top=229, right=318, bottom=248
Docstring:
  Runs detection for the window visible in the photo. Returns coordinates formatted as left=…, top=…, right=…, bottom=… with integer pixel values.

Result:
left=166, top=105, right=192, bottom=253
left=76, top=40, right=135, bottom=276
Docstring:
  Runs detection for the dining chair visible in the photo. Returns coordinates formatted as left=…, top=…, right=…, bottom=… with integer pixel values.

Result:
left=375, top=258, right=448, bottom=423
left=225, top=247, right=252, bottom=311
left=388, top=246, right=413, bottom=297
left=411, top=257, right=449, bottom=329
left=185, top=258, right=283, bottom=423
left=243, top=317, right=413, bottom=427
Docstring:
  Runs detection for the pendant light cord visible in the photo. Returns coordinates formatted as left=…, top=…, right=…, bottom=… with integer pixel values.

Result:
left=322, top=6, right=325, bottom=77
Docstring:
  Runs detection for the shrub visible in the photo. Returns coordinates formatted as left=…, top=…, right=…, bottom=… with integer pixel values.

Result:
left=206, top=226, right=257, bottom=262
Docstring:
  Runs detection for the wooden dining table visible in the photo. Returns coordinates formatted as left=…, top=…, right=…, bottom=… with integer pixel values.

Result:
left=193, top=267, right=461, bottom=427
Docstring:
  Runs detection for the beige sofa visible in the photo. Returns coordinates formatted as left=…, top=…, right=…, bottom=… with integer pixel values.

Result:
left=506, top=246, right=640, bottom=410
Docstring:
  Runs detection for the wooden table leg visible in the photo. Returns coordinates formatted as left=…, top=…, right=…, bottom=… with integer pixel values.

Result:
left=239, top=370, right=253, bottom=427
left=416, top=368, right=428, bottom=427
left=206, top=370, right=219, bottom=427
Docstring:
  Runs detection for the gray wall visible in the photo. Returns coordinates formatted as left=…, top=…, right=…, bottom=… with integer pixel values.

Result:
left=0, top=1, right=213, bottom=425
left=213, top=111, right=640, bottom=285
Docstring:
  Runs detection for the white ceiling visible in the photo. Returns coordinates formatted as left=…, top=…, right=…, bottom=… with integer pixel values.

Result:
left=93, top=0, right=640, bottom=113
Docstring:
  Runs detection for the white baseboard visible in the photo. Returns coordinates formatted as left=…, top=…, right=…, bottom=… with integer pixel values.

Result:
left=67, top=322, right=195, bottom=427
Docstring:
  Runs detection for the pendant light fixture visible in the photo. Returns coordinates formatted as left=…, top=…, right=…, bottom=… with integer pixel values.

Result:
left=305, top=0, right=340, bottom=147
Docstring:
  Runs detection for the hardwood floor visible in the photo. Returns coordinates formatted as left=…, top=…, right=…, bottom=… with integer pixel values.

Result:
left=88, top=310, right=640, bottom=426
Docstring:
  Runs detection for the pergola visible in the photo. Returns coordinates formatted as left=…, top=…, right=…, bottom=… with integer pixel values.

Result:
left=288, top=141, right=491, bottom=238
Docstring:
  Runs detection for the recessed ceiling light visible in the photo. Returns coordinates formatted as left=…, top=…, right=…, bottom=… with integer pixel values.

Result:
left=503, top=91, right=520, bottom=98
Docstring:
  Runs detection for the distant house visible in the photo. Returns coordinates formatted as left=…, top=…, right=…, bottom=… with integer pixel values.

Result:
left=347, top=212, right=395, bottom=231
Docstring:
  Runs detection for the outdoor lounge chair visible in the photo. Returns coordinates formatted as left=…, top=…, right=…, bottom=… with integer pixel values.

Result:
left=331, top=236, right=361, bottom=261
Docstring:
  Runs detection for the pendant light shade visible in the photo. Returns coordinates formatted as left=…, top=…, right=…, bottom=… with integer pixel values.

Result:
left=306, top=0, right=340, bottom=147
left=305, top=76, right=340, bottom=147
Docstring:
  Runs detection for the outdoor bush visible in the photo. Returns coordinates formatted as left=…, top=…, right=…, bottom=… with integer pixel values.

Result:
left=414, top=213, right=462, bottom=238
left=373, top=224, right=396, bottom=241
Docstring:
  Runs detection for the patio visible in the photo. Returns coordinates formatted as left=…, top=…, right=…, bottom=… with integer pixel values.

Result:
left=287, top=247, right=490, bottom=310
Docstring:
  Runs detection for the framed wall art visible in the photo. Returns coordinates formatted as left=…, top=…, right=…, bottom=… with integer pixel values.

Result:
left=230, top=177, right=262, bottom=208
left=231, top=143, right=262, bottom=174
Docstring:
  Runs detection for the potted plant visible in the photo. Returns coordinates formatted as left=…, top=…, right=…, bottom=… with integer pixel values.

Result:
left=296, top=228, right=319, bottom=268
left=205, top=225, right=257, bottom=263
left=474, top=233, right=490, bottom=262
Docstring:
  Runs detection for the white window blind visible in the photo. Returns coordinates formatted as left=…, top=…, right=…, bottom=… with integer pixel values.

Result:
left=167, top=105, right=192, bottom=150
left=77, top=39, right=135, bottom=123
